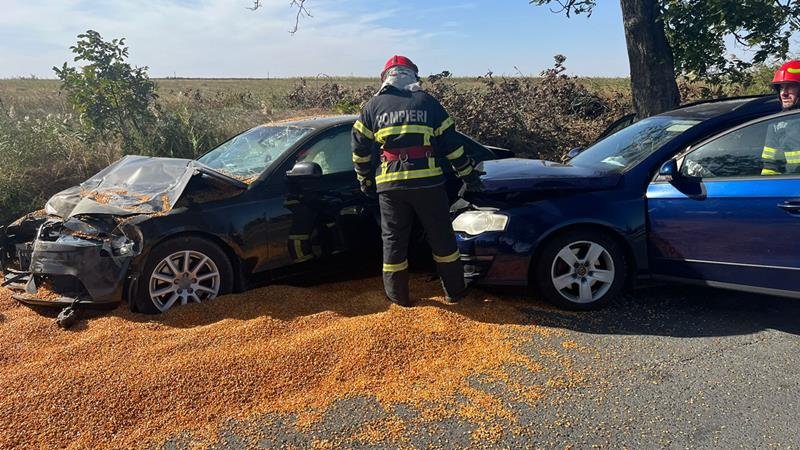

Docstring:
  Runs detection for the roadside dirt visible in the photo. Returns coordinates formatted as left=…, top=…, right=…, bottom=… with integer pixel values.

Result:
left=0, top=275, right=592, bottom=448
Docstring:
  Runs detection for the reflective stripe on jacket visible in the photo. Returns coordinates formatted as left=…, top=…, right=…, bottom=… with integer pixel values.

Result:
left=351, top=86, right=474, bottom=193
left=762, top=119, right=800, bottom=175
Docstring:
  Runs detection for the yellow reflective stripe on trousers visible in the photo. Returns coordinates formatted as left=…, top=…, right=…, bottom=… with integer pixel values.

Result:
left=446, top=146, right=464, bottom=160
left=383, top=260, right=409, bottom=272
left=375, top=167, right=443, bottom=184
left=435, top=116, right=454, bottom=136
left=433, top=250, right=460, bottom=263
left=762, top=146, right=777, bottom=158
left=786, top=150, right=800, bottom=164
left=289, top=234, right=310, bottom=240
left=353, top=153, right=372, bottom=163
left=762, top=168, right=781, bottom=175
left=353, top=120, right=374, bottom=140
left=374, top=125, right=434, bottom=145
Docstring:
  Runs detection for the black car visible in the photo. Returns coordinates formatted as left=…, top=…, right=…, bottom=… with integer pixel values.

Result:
left=0, top=115, right=511, bottom=314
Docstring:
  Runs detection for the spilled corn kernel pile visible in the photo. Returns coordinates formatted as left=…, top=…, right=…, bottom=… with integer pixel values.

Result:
left=0, top=274, right=589, bottom=448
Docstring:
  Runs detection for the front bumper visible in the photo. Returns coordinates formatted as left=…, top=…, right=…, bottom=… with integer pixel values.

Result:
left=31, top=238, right=131, bottom=304
left=456, top=231, right=531, bottom=286
left=2, top=217, right=140, bottom=308
left=3, top=239, right=131, bottom=307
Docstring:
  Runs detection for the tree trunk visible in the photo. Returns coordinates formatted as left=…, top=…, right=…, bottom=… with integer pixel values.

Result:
left=620, top=0, right=681, bottom=118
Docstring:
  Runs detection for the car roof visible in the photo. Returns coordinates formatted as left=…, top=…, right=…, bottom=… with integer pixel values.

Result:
left=659, top=94, right=779, bottom=120
left=264, top=114, right=357, bottom=129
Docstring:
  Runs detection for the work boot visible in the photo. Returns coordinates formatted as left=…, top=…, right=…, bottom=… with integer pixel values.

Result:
left=387, top=295, right=414, bottom=307
left=442, top=296, right=460, bottom=305
left=443, top=286, right=470, bottom=305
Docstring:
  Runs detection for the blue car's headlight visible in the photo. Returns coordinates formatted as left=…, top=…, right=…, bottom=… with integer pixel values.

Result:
left=452, top=211, right=509, bottom=235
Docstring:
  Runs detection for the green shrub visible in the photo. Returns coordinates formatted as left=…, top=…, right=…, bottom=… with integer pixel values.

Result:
left=53, top=30, right=156, bottom=153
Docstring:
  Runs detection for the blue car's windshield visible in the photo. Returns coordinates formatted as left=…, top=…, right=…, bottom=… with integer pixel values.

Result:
left=197, top=125, right=313, bottom=181
left=570, top=116, right=700, bottom=172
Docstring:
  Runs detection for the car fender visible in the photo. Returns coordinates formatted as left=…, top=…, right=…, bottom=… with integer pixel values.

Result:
left=131, top=226, right=246, bottom=283
left=527, top=218, right=642, bottom=284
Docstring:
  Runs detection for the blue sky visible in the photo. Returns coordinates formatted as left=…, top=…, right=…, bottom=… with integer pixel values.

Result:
left=0, top=0, right=775, bottom=79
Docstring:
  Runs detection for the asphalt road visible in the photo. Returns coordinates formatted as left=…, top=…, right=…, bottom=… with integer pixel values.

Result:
left=159, top=277, right=800, bottom=449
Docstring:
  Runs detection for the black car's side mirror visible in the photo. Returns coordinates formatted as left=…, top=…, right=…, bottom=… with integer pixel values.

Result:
left=286, top=161, right=322, bottom=179
left=565, top=147, right=584, bottom=160
left=658, top=159, right=680, bottom=179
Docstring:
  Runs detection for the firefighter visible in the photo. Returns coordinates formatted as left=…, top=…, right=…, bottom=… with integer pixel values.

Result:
left=762, top=60, right=800, bottom=175
left=352, top=55, right=481, bottom=307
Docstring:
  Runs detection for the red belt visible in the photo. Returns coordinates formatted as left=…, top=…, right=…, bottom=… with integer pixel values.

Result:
left=382, top=146, right=431, bottom=161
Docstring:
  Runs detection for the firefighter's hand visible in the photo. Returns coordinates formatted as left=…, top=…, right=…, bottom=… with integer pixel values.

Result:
left=460, top=169, right=484, bottom=196
left=360, top=178, right=377, bottom=199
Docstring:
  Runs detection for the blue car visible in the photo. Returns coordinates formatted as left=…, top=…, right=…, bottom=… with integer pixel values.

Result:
left=454, top=95, right=799, bottom=309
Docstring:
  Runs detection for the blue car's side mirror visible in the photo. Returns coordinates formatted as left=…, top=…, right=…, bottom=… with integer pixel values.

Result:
left=658, top=159, right=679, bottom=178
left=566, top=147, right=584, bottom=160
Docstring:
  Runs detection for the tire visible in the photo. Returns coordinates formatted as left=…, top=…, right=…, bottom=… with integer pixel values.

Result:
left=533, top=229, right=626, bottom=310
left=135, top=236, right=234, bottom=314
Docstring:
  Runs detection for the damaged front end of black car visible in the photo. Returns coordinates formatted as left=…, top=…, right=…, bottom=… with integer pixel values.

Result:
left=1, top=211, right=145, bottom=308
left=1, top=155, right=240, bottom=323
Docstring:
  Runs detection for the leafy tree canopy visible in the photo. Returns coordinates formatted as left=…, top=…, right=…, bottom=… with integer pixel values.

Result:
left=530, top=0, right=800, bottom=81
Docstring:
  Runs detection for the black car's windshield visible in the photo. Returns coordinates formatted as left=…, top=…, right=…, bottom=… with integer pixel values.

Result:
left=197, top=125, right=313, bottom=180
left=570, top=116, right=700, bottom=172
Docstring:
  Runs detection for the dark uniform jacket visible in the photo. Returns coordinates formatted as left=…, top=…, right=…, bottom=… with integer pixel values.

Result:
left=352, top=86, right=475, bottom=193
left=762, top=115, right=800, bottom=175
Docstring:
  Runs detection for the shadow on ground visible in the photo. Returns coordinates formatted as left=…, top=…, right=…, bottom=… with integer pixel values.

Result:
left=520, top=283, right=800, bottom=337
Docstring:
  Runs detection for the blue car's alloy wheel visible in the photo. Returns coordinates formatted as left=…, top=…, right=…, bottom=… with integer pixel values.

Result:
left=534, top=229, right=626, bottom=310
left=550, top=240, right=615, bottom=304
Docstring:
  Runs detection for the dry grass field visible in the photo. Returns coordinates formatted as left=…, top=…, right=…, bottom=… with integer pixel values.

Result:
left=0, top=76, right=631, bottom=115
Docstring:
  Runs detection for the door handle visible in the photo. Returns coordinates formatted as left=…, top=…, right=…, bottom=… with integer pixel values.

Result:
left=777, top=200, right=800, bottom=214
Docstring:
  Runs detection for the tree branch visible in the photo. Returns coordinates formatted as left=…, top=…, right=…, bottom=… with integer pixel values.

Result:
left=529, top=0, right=596, bottom=18
left=774, top=0, right=800, bottom=29
left=248, top=0, right=312, bottom=34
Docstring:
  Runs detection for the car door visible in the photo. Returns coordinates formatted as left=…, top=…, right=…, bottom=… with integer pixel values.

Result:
left=262, top=125, right=378, bottom=269
left=646, top=111, right=800, bottom=295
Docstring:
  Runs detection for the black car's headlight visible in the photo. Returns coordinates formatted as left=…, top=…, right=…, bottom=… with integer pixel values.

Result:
left=452, top=211, right=509, bottom=235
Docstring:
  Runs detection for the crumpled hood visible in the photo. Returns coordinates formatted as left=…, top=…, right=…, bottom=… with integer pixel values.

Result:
left=478, top=158, right=622, bottom=194
left=46, top=155, right=202, bottom=218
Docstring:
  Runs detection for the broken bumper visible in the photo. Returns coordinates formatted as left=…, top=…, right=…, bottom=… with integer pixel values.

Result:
left=2, top=218, right=141, bottom=308
left=3, top=240, right=132, bottom=307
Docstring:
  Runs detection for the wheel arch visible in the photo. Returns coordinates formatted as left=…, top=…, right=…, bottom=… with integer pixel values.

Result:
left=132, top=230, right=245, bottom=297
left=527, top=222, right=638, bottom=288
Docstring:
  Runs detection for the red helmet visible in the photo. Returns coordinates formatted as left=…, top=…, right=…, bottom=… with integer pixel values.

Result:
left=381, top=55, right=418, bottom=80
left=772, top=60, right=800, bottom=88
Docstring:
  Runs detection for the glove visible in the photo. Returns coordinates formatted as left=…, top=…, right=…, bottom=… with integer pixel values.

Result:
left=461, top=169, right=484, bottom=193
left=360, top=177, right=377, bottom=199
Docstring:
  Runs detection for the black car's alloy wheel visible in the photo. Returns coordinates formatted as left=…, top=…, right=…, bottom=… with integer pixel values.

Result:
left=135, top=236, right=233, bottom=314
left=534, top=229, right=626, bottom=310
